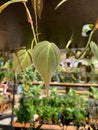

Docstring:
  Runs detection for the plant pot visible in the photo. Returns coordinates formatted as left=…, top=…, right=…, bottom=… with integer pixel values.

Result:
left=12, top=122, right=62, bottom=130
left=12, top=121, right=41, bottom=129
left=40, top=124, right=64, bottom=130
left=40, top=124, right=77, bottom=130
left=12, top=122, right=30, bottom=128
left=12, top=122, right=77, bottom=130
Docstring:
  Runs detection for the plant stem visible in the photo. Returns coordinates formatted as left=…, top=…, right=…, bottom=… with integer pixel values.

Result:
left=34, top=0, right=39, bottom=42
left=23, top=2, right=38, bottom=45
left=45, top=82, right=49, bottom=98
left=78, top=28, right=96, bottom=59
left=10, top=74, right=17, bottom=124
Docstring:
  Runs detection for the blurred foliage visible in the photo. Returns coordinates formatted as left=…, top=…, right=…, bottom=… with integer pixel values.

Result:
left=0, top=56, right=14, bottom=82
left=1, top=53, right=98, bottom=84
left=14, top=86, right=88, bottom=126
left=17, top=65, right=42, bottom=84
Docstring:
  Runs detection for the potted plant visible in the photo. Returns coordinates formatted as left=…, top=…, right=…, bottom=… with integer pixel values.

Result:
left=0, top=1, right=92, bottom=130
left=58, top=89, right=88, bottom=127
left=13, top=85, right=88, bottom=129
left=13, top=84, right=43, bottom=129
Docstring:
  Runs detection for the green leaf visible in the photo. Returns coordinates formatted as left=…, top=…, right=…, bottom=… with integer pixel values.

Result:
left=0, top=1, right=11, bottom=13
left=0, top=0, right=27, bottom=13
left=55, top=0, right=68, bottom=10
left=32, top=41, right=60, bottom=96
left=90, top=41, right=98, bottom=60
left=13, top=47, right=33, bottom=75
left=90, top=86, right=98, bottom=99
left=31, top=0, right=43, bottom=19
left=82, top=24, right=94, bottom=37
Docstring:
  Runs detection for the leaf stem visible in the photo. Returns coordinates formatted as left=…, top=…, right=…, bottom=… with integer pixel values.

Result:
left=45, top=82, right=49, bottom=98
left=23, top=2, right=38, bottom=45
left=78, top=28, right=96, bottom=59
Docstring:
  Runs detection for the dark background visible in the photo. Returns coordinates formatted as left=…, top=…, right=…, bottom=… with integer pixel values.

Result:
left=0, top=0, right=98, bottom=51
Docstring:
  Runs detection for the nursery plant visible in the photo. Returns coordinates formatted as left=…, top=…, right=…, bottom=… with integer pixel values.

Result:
left=14, top=84, right=42, bottom=123
left=14, top=85, right=88, bottom=129
left=0, top=1, right=95, bottom=130
left=32, top=41, right=60, bottom=97
left=0, top=2, right=61, bottom=130
left=59, top=89, right=88, bottom=126
left=1, top=0, right=61, bottom=96
left=65, top=20, right=98, bottom=59
left=0, top=56, right=14, bottom=82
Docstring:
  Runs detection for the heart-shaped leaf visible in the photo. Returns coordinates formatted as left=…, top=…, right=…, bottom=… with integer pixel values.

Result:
left=13, top=47, right=33, bottom=75
left=32, top=41, right=60, bottom=96
left=81, top=24, right=94, bottom=37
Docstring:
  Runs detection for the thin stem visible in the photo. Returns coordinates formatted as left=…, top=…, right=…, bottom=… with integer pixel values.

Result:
left=23, top=2, right=37, bottom=45
left=10, top=74, right=17, bottom=124
left=31, top=38, right=34, bottom=49
left=23, top=70, right=27, bottom=87
left=34, top=0, right=39, bottom=42
left=78, top=28, right=96, bottom=59
left=45, top=82, right=49, bottom=98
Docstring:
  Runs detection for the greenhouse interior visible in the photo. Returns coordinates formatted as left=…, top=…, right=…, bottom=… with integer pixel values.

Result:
left=0, top=0, right=98, bottom=130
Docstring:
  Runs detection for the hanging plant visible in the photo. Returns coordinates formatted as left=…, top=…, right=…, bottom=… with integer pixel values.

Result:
left=32, top=41, right=60, bottom=97
left=31, top=0, right=43, bottom=19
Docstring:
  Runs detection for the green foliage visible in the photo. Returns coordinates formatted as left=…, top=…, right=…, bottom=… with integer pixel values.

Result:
left=17, top=65, right=42, bottom=87
left=65, top=22, right=97, bottom=59
left=33, top=41, right=60, bottom=83
left=13, top=48, right=33, bottom=75
left=63, top=89, right=88, bottom=122
left=90, top=86, right=98, bottom=99
left=0, top=56, right=14, bottom=81
left=14, top=84, right=43, bottom=123
left=33, top=41, right=60, bottom=96
left=82, top=24, right=94, bottom=37
left=90, top=41, right=98, bottom=61
left=0, top=1, right=61, bottom=97
left=14, top=86, right=88, bottom=125
left=37, top=89, right=63, bottom=123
